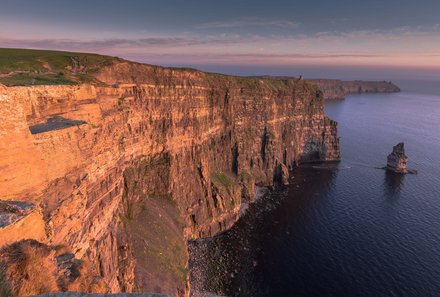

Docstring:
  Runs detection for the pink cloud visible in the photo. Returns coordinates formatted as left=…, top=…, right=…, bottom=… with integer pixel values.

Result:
left=1, top=25, right=439, bottom=68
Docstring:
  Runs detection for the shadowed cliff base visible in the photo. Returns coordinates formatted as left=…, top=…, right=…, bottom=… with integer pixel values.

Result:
left=189, top=166, right=337, bottom=297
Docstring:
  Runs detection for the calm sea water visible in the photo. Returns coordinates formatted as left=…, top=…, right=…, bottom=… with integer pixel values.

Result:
left=189, top=80, right=440, bottom=297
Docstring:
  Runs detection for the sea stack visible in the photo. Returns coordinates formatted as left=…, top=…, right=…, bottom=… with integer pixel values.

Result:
left=386, top=142, right=408, bottom=173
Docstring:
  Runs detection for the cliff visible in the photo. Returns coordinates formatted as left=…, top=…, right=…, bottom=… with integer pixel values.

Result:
left=312, top=79, right=400, bottom=100
left=0, top=49, right=340, bottom=297
left=34, top=292, right=169, bottom=297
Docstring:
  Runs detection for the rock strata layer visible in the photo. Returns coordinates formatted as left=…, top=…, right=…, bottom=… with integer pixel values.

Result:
left=0, top=59, right=340, bottom=297
left=34, top=292, right=170, bottom=297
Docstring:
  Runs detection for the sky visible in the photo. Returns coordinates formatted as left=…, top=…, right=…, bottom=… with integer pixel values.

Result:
left=1, top=0, right=440, bottom=79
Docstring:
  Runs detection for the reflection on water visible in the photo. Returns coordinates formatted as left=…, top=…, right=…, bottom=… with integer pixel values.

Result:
left=384, top=171, right=405, bottom=196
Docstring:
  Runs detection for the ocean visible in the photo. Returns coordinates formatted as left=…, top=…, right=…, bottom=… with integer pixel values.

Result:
left=189, top=80, right=440, bottom=297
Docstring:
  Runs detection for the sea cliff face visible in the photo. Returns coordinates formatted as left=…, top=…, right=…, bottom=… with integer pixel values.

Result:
left=0, top=61, right=339, bottom=297
left=312, top=79, right=400, bottom=100
left=32, top=294, right=171, bottom=297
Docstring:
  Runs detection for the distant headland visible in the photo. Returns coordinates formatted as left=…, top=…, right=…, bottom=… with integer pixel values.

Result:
left=312, top=79, right=400, bottom=100
left=255, top=76, right=400, bottom=100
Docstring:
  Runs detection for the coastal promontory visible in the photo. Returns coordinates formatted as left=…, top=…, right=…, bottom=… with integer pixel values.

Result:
left=0, top=49, right=340, bottom=297
left=313, top=79, right=400, bottom=100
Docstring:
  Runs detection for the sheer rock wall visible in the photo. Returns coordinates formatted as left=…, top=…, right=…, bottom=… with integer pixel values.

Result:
left=0, top=63, right=339, bottom=297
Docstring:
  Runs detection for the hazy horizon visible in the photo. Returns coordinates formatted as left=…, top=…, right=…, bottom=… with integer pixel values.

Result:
left=1, top=0, right=439, bottom=80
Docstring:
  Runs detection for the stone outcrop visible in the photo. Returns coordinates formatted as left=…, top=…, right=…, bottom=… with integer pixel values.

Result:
left=0, top=201, right=46, bottom=247
left=386, top=142, right=416, bottom=174
left=0, top=58, right=340, bottom=297
left=387, top=142, right=407, bottom=173
left=312, top=79, right=400, bottom=100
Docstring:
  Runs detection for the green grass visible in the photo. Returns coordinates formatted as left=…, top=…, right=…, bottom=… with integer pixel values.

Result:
left=139, top=153, right=173, bottom=170
left=211, top=169, right=236, bottom=192
left=124, top=191, right=188, bottom=288
left=0, top=48, right=116, bottom=73
left=240, top=170, right=253, bottom=183
left=206, top=71, right=296, bottom=86
left=0, top=48, right=118, bottom=86
left=0, top=72, right=76, bottom=86
left=0, top=48, right=313, bottom=92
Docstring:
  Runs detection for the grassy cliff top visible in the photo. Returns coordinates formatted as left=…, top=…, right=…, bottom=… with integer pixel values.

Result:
left=0, top=48, right=307, bottom=91
left=0, top=48, right=119, bottom=86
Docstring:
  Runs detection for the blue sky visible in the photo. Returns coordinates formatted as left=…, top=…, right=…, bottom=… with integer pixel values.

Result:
left=1, top=0, right=439, bottom=79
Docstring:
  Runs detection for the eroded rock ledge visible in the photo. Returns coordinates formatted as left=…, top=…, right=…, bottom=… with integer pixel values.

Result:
left=0, top=60, right=340, bottom=297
